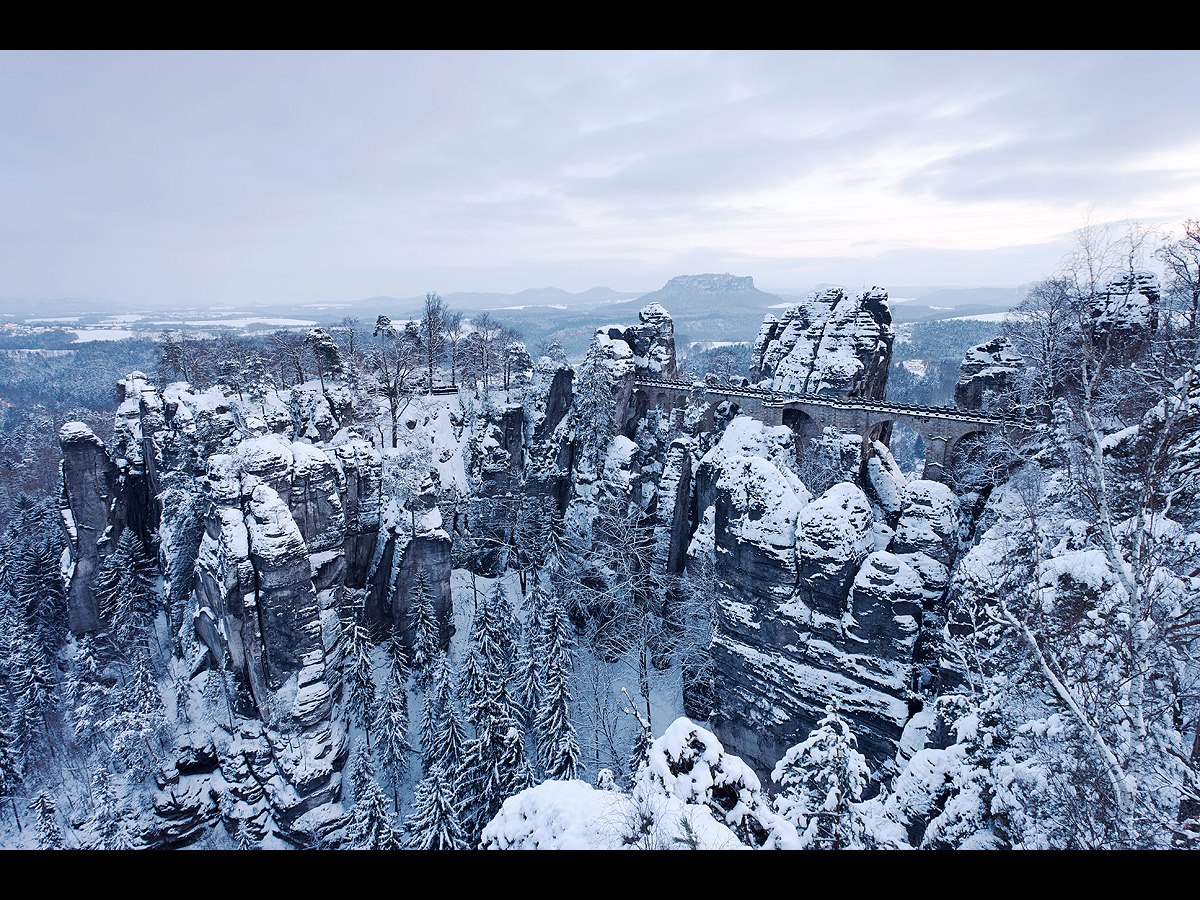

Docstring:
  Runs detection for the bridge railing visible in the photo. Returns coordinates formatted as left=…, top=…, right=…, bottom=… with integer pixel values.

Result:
left=632, top=377, right=1031, bottom=427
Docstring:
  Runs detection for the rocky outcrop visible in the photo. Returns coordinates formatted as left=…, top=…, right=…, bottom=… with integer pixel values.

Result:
left=750, top=287, right=893, bottom=398
left=892, top=480, right=961, bottom=568
left=60, top=372, right=455, bottom=838
left=59, top=422, right=122, bottom=634
left=622, top=303, right=678, bottom=378
left=111, top=372, right=167, bottom=543
left=954, top=336, right=1024, bottom=410
left=328, top=434, right=383, bottom=588
left=695, top=416, right=931, bottom=775
left=369, top=474, right=453, bottom=646
left=1090, top=269, right=1160, bottom=340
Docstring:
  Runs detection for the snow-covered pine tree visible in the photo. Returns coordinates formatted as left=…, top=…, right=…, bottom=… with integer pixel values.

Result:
left=67, top=633, right=110, bottom=746
left=105, top=647, right=166, bottom=779
left=407, top=572, right=440, bottom=686
left=92, top=529, right=159, bottom=650
left=625, top=696, right=653, bottom=788
left=534, top=593, right=581, bottom=781
left=305, top=327, right=345, bottom=387
left=772, top=706, right=872, bottom=849
left=460, top=581, right=519, bottom=724
left=572, top=348, right=617, bottom=475
left=486, top=579, right=520, bottom=668
left=421, top=652, right=466, bottom=777
left=1, top=593, right=55, bottom=758
left=11, top=533, right=68, bottom=658
left=342, top=609, right=376, bottom=743
left=514, top=579, right=549, bottom=729
left=460, top=582, right=531, bottom=839
left=405, top=764, right=467, bottom=850
left=86, top=767, right=134, bottom=850
left=0, top=717, right=22, bottom=828
left=342, top=752, right=402, bottom=850
left=30, top=791, right=63, bottom=849
left=373, top=626, right=413, bottom=800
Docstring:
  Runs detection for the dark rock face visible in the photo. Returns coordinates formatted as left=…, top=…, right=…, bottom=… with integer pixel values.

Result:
left=526, top=365, right=576, bottom=511
left=954, top=336, right=1024, bottom=410
left=534, top=366, right=574, bottom=444
left=59, top=422, right=123, bottom=634
left=891, top=480, right=961, bottom=568
left=750, top=287, right=893, bottom=399
left=374, top=477, right=453, bottom=646
left=686, top=402, right=934, bottom=776
left=330, top=437, right=382, bottom=588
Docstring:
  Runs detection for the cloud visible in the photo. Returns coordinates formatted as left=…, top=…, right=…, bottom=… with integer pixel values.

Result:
left=1, top=50, right=1199, bottom=305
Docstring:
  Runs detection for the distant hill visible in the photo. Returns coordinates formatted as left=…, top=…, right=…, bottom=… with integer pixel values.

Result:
left=634, top=273, right=783, bottom=315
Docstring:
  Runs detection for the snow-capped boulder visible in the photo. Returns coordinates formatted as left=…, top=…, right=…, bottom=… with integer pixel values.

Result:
left=954, top=336, right=1024, bottom=410
left=794, top=483, right=874, bottom=616
left=892, top=480, right=960, bottom=566
left=847, top=551, right=924, bottom=658
left=481, top=717, right=794, bottom=850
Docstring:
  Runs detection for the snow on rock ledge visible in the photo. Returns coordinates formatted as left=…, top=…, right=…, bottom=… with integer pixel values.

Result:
left=481, top=717, right=793, bottom=850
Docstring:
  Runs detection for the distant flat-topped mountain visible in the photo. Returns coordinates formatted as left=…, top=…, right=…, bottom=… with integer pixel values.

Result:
left=635, top=273, right=783, bottom=313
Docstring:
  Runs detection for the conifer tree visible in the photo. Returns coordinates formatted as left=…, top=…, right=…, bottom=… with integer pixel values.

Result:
left=86, top=767, right=134, bottom=850
left=421, top=653, right=466, bottom=777
left=93, top=530, right=159, bottom=650
left=12, top=536, right=68, bottom=657
left=405, top=764, right=467, bottom=850
left=534, top=592, right=581, bottom=781
left=66, top=633, right=110, bottom=745
left=373, top=627, right=413, bottom=799
left=0, top=718, right=23, bottom=828
left=343, top=752, right=402, bottom=850
left=772, top=706, right=872, bottom=850
left=105, top=648, right=166, bottom=779
left=6, top=618, right=55, bottom=757
left=342, top=612, right=376, bottom=743
left=407, top=572, right=440, bottom=685
left=626, top=708, right=653, bottom=788
left=30, top=792, right=63, bottom=849
left=459, top=582, right=531, bottom=838
left=514, top=580, right=550, bottom=728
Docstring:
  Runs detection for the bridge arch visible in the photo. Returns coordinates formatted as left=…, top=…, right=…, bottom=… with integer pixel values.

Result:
left=781, top=407, right=819, bottom=444
left=943, top=428, right=992, bottom=485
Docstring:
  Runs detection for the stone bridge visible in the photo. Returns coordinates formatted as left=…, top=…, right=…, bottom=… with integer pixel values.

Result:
left=633, top=377, right=1030, bottom=483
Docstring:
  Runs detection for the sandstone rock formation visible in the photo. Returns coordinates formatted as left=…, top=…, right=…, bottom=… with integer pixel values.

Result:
left=954, top=336, right=1024, bottom=410
left=750, top=287, right=893, bottom=398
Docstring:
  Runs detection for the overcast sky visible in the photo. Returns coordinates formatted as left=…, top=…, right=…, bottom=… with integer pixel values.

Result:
left=2, top=50, right=1198, bottom=307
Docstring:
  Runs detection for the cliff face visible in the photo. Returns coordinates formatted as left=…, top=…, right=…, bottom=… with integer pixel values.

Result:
left=59, top=422, right=122, bottom=634
left=691, top=416, right=949, bottom=774
left=59, top=374, right=453, bottom=839
left=750, top=287, right=893, bottom=398
left=559, top=296, right=934, bottom=776
left=55, top=291, right=969, bottom=842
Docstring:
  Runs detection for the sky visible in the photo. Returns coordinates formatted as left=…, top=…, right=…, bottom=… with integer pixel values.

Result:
left=2, top=49, right=1199, bottom=307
